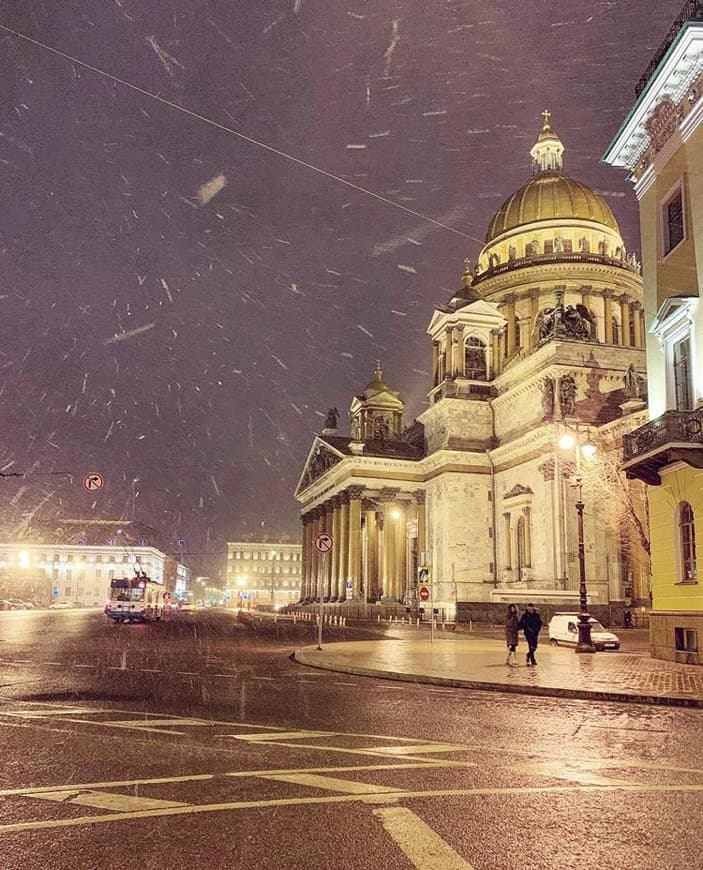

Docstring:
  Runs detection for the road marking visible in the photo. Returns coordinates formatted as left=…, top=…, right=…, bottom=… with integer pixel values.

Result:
left=357, top=743, right=466, bottom=756
left=176, top=671, right=199, bottom=675
left=259, top=772, right=402, bottom=795
left=0, top=707, right=108, bottom=718
left=29, top=789, right=189, bottom=812
left=227, top=761, right=463, bottom=778
left=0, top=773, right=214, bottom=798
left=5, top=784, right=703, bottom=835
left=74, top=664, right=95, bottom=669
left=509, top=761, right=634, bottom=787
left=231, top=730, right=337, bottom=742
left=140, top=669, right=161, bottom=673
left=374, top=806, right=474, bottom=869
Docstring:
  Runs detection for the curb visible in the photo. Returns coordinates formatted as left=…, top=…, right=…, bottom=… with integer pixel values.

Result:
left=293, top=648, right=703, bottom=710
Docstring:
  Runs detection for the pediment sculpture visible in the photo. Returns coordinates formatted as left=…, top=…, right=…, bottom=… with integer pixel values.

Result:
left=299, top=445, right=342, bottom=490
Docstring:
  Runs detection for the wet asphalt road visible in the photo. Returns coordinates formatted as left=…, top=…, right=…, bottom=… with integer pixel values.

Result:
left=1, top=608, right=702, bottom=870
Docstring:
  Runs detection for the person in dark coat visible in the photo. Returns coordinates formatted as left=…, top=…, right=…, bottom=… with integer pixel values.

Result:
left=504, top=604, right=519, bottom=666
left=518, top=603, right=542, bottom=666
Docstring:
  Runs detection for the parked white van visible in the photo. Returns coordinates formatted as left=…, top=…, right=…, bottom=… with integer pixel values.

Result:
left=548, top=613, right=620, bottom=651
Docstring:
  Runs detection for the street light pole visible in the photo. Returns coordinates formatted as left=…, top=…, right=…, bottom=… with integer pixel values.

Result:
left=574, top=479, right=595, bottom=653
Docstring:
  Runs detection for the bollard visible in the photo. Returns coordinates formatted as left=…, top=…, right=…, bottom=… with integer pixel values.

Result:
left=377, top=614, right=381, bottom=623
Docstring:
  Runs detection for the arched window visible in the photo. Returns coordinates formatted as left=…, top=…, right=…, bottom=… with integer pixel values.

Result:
left=678, top=501, right=697, bottom=582
left=611, top=316, right=621, bottom=345
left=464, top=336, right=487, bottom=380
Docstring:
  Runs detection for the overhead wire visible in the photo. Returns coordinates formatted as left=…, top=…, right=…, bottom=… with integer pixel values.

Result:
left=0, top=23, right=482, bottom=243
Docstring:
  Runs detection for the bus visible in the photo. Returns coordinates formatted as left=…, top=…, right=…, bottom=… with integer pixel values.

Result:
left=105, top=573, right=166, bottom=623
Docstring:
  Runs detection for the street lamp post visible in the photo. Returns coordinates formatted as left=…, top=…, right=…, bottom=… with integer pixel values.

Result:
left=559, top=428, right=597, bottom=654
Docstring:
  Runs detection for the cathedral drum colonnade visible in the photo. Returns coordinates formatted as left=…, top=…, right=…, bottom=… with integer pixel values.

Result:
left=296, top=113, right=650, bottom=614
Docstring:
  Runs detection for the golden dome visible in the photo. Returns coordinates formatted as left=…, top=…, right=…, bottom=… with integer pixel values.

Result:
left=484, top=112, right=621, bottom=245
left=485, top=171, right=621, bottom=244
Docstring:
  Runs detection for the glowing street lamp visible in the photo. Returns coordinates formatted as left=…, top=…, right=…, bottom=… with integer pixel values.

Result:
left=559, top=426, right=598, bottom=654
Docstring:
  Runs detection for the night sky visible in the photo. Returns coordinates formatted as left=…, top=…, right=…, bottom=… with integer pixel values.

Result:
left=1, top=1, right=683, bottom=575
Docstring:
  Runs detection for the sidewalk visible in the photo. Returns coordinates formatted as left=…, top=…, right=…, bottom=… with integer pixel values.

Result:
left=294, top=628, right=703, bottom=708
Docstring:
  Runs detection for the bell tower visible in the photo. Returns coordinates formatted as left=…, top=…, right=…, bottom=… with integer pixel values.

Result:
left=349, top=362, right=405, bottom=441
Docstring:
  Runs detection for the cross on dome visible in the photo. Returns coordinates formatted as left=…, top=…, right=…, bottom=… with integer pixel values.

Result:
left=530, top=110, right=564, bottom=174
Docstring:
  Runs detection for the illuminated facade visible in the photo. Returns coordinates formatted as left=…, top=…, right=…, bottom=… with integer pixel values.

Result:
left=225, top=541, right=302, bottom=610
left=604, top=1, right=703, bottom=663
left=296, top=117, right=650, bottom=616
left=0, top=542, right=167, bottom=606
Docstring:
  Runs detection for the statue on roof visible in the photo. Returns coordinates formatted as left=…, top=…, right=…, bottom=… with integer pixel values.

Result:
left=323, top=407, right=340, bottom=430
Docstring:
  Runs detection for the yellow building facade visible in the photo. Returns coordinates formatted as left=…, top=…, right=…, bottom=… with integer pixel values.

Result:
left=605, top=3, right=703, bottom=662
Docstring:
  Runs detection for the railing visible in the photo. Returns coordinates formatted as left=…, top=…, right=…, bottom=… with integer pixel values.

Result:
left=635, top=0, right=703, bottom=96
left=623, top=408, right=703, bottom=460
left=472, top=251, right=638, bottom=284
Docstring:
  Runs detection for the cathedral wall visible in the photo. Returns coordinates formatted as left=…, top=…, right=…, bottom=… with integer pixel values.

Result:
left=420, top=399, right=494, bottom=453
left=425, top=471, right=493, bottom=603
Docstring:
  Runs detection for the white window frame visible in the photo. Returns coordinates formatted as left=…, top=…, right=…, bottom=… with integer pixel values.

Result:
left=660, top=177, right=687, bottom=260
left=651, top=297, right=698, bottom=412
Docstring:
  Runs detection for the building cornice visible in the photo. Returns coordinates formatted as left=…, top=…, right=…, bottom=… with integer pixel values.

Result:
left=603, top=24, right=703, bottom=172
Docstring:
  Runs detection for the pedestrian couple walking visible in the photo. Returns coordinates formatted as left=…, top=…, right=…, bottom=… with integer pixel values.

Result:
left=504, top=603, right=542, bottom=667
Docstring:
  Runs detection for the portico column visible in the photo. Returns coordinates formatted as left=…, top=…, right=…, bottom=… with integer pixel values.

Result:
left=366, top=506, right=378, bottom=603
left=384, top=509, right=397, bottom=600
left=310, top=510, right=320, bottom=599
left=301, top=515, right=311, bottom=598
left=415, top=491, right=426, bottom=563
left=376, top=512, right=385, bottom=600
left=339, top=494, right=350, bottom=598
left=331, top=497, right=341, bottom=599
left=394, top=508, right=407, bottom=601
left=347, top=487, right=364, bottom=599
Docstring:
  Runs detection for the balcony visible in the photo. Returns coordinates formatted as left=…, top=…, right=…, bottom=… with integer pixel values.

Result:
left=635, top=0, right=703, bottom=96
left=622, top=408, right=703, bottom=484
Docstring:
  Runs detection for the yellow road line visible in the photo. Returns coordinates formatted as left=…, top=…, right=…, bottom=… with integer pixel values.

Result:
left=3, top=784, right=703, bottom=835
left=231, top=730, right=337, bottom=742
left=257, top=773, right=402, bottom=794
left=0, top=773, right=214, bottom=798
left=227, top=761, right=468, bottom=778
left=374, top=806, right=474, bottom=869
left=29, top=789, right=189, bottom=812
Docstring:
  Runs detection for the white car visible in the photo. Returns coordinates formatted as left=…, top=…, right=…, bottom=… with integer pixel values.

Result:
left=549, top=613, right=620, bottom=651
left=49, top=601, right=72, bottom=610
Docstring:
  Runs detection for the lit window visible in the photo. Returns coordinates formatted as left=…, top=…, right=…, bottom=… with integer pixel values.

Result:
left=663, top=188, right=685, bottom=255
left=678, top=501, right=697, bottom=583
left=673, top=337, right=693, bottom=411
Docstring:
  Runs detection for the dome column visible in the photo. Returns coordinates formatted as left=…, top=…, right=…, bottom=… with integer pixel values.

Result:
left=528, top=291, right=540, bottom=352
left=453, top=325, right=465, bottom=377
left=505, top=297, right=517, bottom=357
left=603, top=292, right=614, bottom=344
left=443, top=330, right=452, bottom=379
left=621, top=296, right=632, bottom=346
left=632, top=302, right=643, bottom=347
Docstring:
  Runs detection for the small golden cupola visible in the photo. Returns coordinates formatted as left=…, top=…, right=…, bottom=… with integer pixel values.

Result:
left=349, top=362, right=405, bottom=441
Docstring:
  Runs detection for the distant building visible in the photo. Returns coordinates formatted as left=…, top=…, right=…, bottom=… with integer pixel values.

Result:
left=225, top=541, right=302, bottom=610
left=0, top=541, right=167, bottom=606
left=604, top=1, right=703, bottom=663
left=0, top=519, right=190, bottom=605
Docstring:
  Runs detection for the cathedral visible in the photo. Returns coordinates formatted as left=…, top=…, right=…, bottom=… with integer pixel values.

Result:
left=295, top=114, right=650, bottom=617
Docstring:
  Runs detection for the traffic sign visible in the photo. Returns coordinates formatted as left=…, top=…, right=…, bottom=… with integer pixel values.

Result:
left=314, top=532, right=333, bottom=553
left=418, top=565, right=430, bottom=584
left=346, top=581, right=352, bottom=590
left=419, top=585, right=431, bottom=602
left=82, top=472, right=104, bottom=492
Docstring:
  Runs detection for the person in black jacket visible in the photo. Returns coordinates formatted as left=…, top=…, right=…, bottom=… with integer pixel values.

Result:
left=518, top=603, right=542, bottom=666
